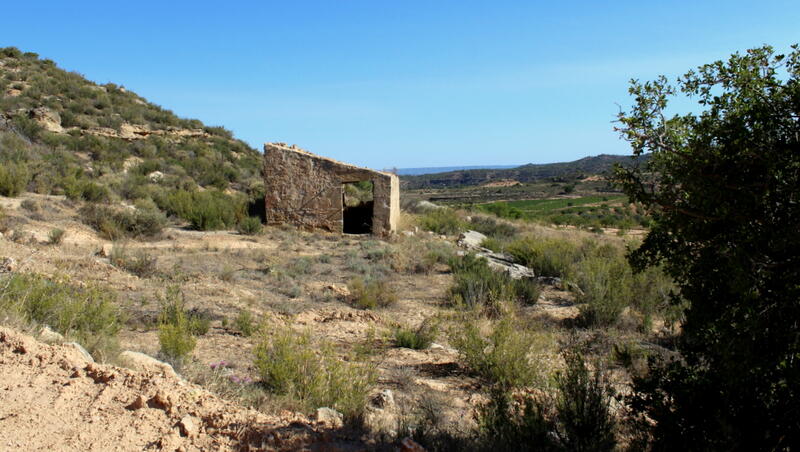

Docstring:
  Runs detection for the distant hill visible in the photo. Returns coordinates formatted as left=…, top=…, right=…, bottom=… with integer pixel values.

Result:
left=395, top=165, right=519, bottom=176
left=401, top=154, right=644, bottom=189
left=0, top=46, right=262, bottom=204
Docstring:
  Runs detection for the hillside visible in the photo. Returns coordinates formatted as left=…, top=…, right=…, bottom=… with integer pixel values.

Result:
left=401, top=154, right=645, bottom=189
left=0, top=47, right=262, bottom=212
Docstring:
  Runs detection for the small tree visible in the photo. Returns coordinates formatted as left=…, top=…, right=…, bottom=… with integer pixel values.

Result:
left=614, top=45, right=800, bottom=449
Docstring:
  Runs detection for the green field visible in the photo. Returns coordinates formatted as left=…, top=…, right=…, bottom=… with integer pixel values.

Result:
left=477, top=195, right=651, bottom=231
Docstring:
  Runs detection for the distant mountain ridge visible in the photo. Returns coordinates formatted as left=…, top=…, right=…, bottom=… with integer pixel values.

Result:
left=395, top=165, right=519, bottom=176
left=401, top=154, right=644, bottom=189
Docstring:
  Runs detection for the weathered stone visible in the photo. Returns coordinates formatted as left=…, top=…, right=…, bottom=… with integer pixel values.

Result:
left=64, top=342, right=94, bottom=363
left=315, top=407, right=344, bottom=428
left=147, top=171, right=164, bottom=183
left=263, top=143, right=399, bottom=237
left=29, top=107, right=63, bottom=133
left=98, top=244, right=114, bottom=257
left=118, top=350, right=177, bottom=378
left=371, top=389, right=395, bottom=409
left=178, top=415, right=199, bottom=437
left=458, top=230, right=487, bottom=249
left=400, top=437, right=427, bottom=452
left=0, top=257, right=16, bottom=273
left=39, top=326, right=64, bottom=343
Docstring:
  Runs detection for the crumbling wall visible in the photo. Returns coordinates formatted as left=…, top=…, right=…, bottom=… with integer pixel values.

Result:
left=263, top=143, right=399, bottom=236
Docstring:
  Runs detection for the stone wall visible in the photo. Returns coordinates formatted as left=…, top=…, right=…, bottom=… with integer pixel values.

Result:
left=263, top=143, right=399, bottom=236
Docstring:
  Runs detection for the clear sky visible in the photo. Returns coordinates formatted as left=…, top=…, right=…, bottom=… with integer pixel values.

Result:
left=3, top=1, right=799, bottom=169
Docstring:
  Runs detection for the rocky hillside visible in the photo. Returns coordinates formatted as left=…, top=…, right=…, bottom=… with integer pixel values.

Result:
left=0, top=47, right=262, bottom=205
left=401, top=154, right=646, bottom=189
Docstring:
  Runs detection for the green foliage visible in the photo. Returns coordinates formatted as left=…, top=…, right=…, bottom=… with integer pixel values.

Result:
left=236, top=216, right=263, bottom=235
left=572, top=254, right=631, bottom=327
left=616, top=45, right=800, bottom=448
left=234, top=310, right=255, bottom=337
left=506, top=236, right=581, bottom=278
left=253, top=328, right=376, bottom=421
left=80, top=204, right=166, bottom=240
left=467, top=215, right=519, bottom=239
left=0, top=273, right=121, bottom=360
left=158, top=189, right=244, bottom=230
left=157, top=286, right=208, bottom=363
left=449, top=313, right=544, bottom=389
left=419, top=208, right=463, bottom=235
left=109, top=246, right=159, bottom=278
left=394, top=318, right=439, bottom=350
left=47, top=228, right=65, bottom=245
left=0, top=161, right=30, bottom=196
left=447, top=253, right=540, bottom=313
left=347, top=277, right=397, bottom=309
left=475, top=349, right=616, bottom=452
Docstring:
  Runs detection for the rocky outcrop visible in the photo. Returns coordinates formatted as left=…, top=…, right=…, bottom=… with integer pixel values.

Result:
left=117, top=350, right=177, bottom=379
left=457, top=230, right=536, bottom=279
left=29, top=107, right=63, bottom=133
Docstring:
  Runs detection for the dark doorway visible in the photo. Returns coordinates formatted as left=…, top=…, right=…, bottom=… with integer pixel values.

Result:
left=343, top=181, right=374, bottom=234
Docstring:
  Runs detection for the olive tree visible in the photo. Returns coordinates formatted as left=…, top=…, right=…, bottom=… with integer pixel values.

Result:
left=614, top=45, right=800, bottom=449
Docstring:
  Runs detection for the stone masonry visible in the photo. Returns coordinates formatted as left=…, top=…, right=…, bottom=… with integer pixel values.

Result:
left=263, top=142, right=400, bottom=236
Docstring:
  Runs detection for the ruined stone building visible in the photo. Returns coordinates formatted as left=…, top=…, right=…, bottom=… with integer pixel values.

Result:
left=263, top=143, right=399, bottom=236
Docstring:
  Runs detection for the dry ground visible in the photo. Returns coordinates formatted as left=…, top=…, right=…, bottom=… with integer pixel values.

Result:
left=0, top=193, right=656, bottom=448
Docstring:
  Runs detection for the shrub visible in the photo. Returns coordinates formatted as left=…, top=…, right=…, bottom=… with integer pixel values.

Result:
left=474, top=349, right=617, bottom=452
left=47, top=228, right=66, bottom=245
left=158, top=189, right=244, bottom=231
left=236, top=216, right=262, bottom=235
left=347, top=277, right=397, bottom=309
left=158, top=286, right=211, bottom=336
left=80, top=205, right=166, bottom=240
left=468, top=216, right=518, bottom=239
left=394, top=318, right=439, bottom=350
left=447, top=254, right=540, bottom=313
left=449, top=313, right=545, bottom=389
left=554, top=349, right=617, bottom=451
left=506, top=236, right=581, bottom=278
left=157, top=286, right=208, bottom=363
left=0, top=273, right=121, bottom=360
left=573, top=255, right=631, bottom=327
left=234, top=310, right=255, bottom=337
left=253, top=328, right=376, bottom=421
left=109, top=246, right=159, bottom=278
left=419, top=208, right=463, bottom=235
left=0, top=161, right=30, bottom=196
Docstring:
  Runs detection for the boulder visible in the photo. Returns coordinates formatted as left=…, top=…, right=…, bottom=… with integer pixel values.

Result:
left=64, top=342, right=94, bottom=363
left=147, top=171, right=165, bottom=183
left=118, top=350, right=177, bottom=379
left=29, top=107, right=63, bottom=133
left=371, top=389, right=395, bottom=409
left=0, top=257, right=16, bottom=273
left=315, top=407, right=344, bottom=428
left=457, top=230, right=487, bottom=249
left=39, top=326, right=64, bottom=343
left=178, top=415, right=199, bottom=437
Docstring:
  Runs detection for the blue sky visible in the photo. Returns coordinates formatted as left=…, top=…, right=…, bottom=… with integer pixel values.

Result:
left=4, top=1, right=799, bottom=169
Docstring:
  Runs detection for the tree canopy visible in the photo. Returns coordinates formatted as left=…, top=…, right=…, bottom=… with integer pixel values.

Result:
left=614, top=45, right=800, bottom=449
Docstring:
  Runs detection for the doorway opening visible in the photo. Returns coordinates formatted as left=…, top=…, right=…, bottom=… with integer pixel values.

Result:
left=343, top=181, right=374, bottom=234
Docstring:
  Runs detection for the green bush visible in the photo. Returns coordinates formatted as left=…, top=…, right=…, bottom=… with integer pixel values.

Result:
left=449, top=313, right=544, bottom=389
left=236, top=216, right=262, bottom=235
left=468, top=216, right=518, bottom=239
left=158, top=189, right=244, bottom=231
left=80, top=205, right=166, bottom=240
left=47, top=228, right=66, bottom=245
left=506, top=236, right=581, bottom=278
left=475, top=349, right=617, bottom=451
left=0, top=161, right=30, bottom=196
left=447, top=254, right=540, bottom=313
left=253, top=328, right=376, bottom=421
left=109, top=246, right=159, bottom=278
left=347, top=277, right=397, bottom=309
left=0, top=273, right=121, bottom=360
left=234, top=310, right=255, bottom=337
left=573, top=254, right=631, bottom=327
left=158, top=286, right=211, bottom=336
left=419, top=208, right=463, bottom=235
left=394, top=318, right=439, bottom=350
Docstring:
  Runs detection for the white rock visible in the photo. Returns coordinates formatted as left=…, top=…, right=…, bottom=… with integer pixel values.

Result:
left=178, top=415, right=199, bottom=437
left=457, top=230, right=488, bottom=249
left=64, top=342, right=94, bottom=363
left=316, top=407, right=344, bottom=428
left=39, top=326, right=64, bottom=343
left=372, top=389, right=395, bottom=408
left=118, top=351, right=177, bottom=378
